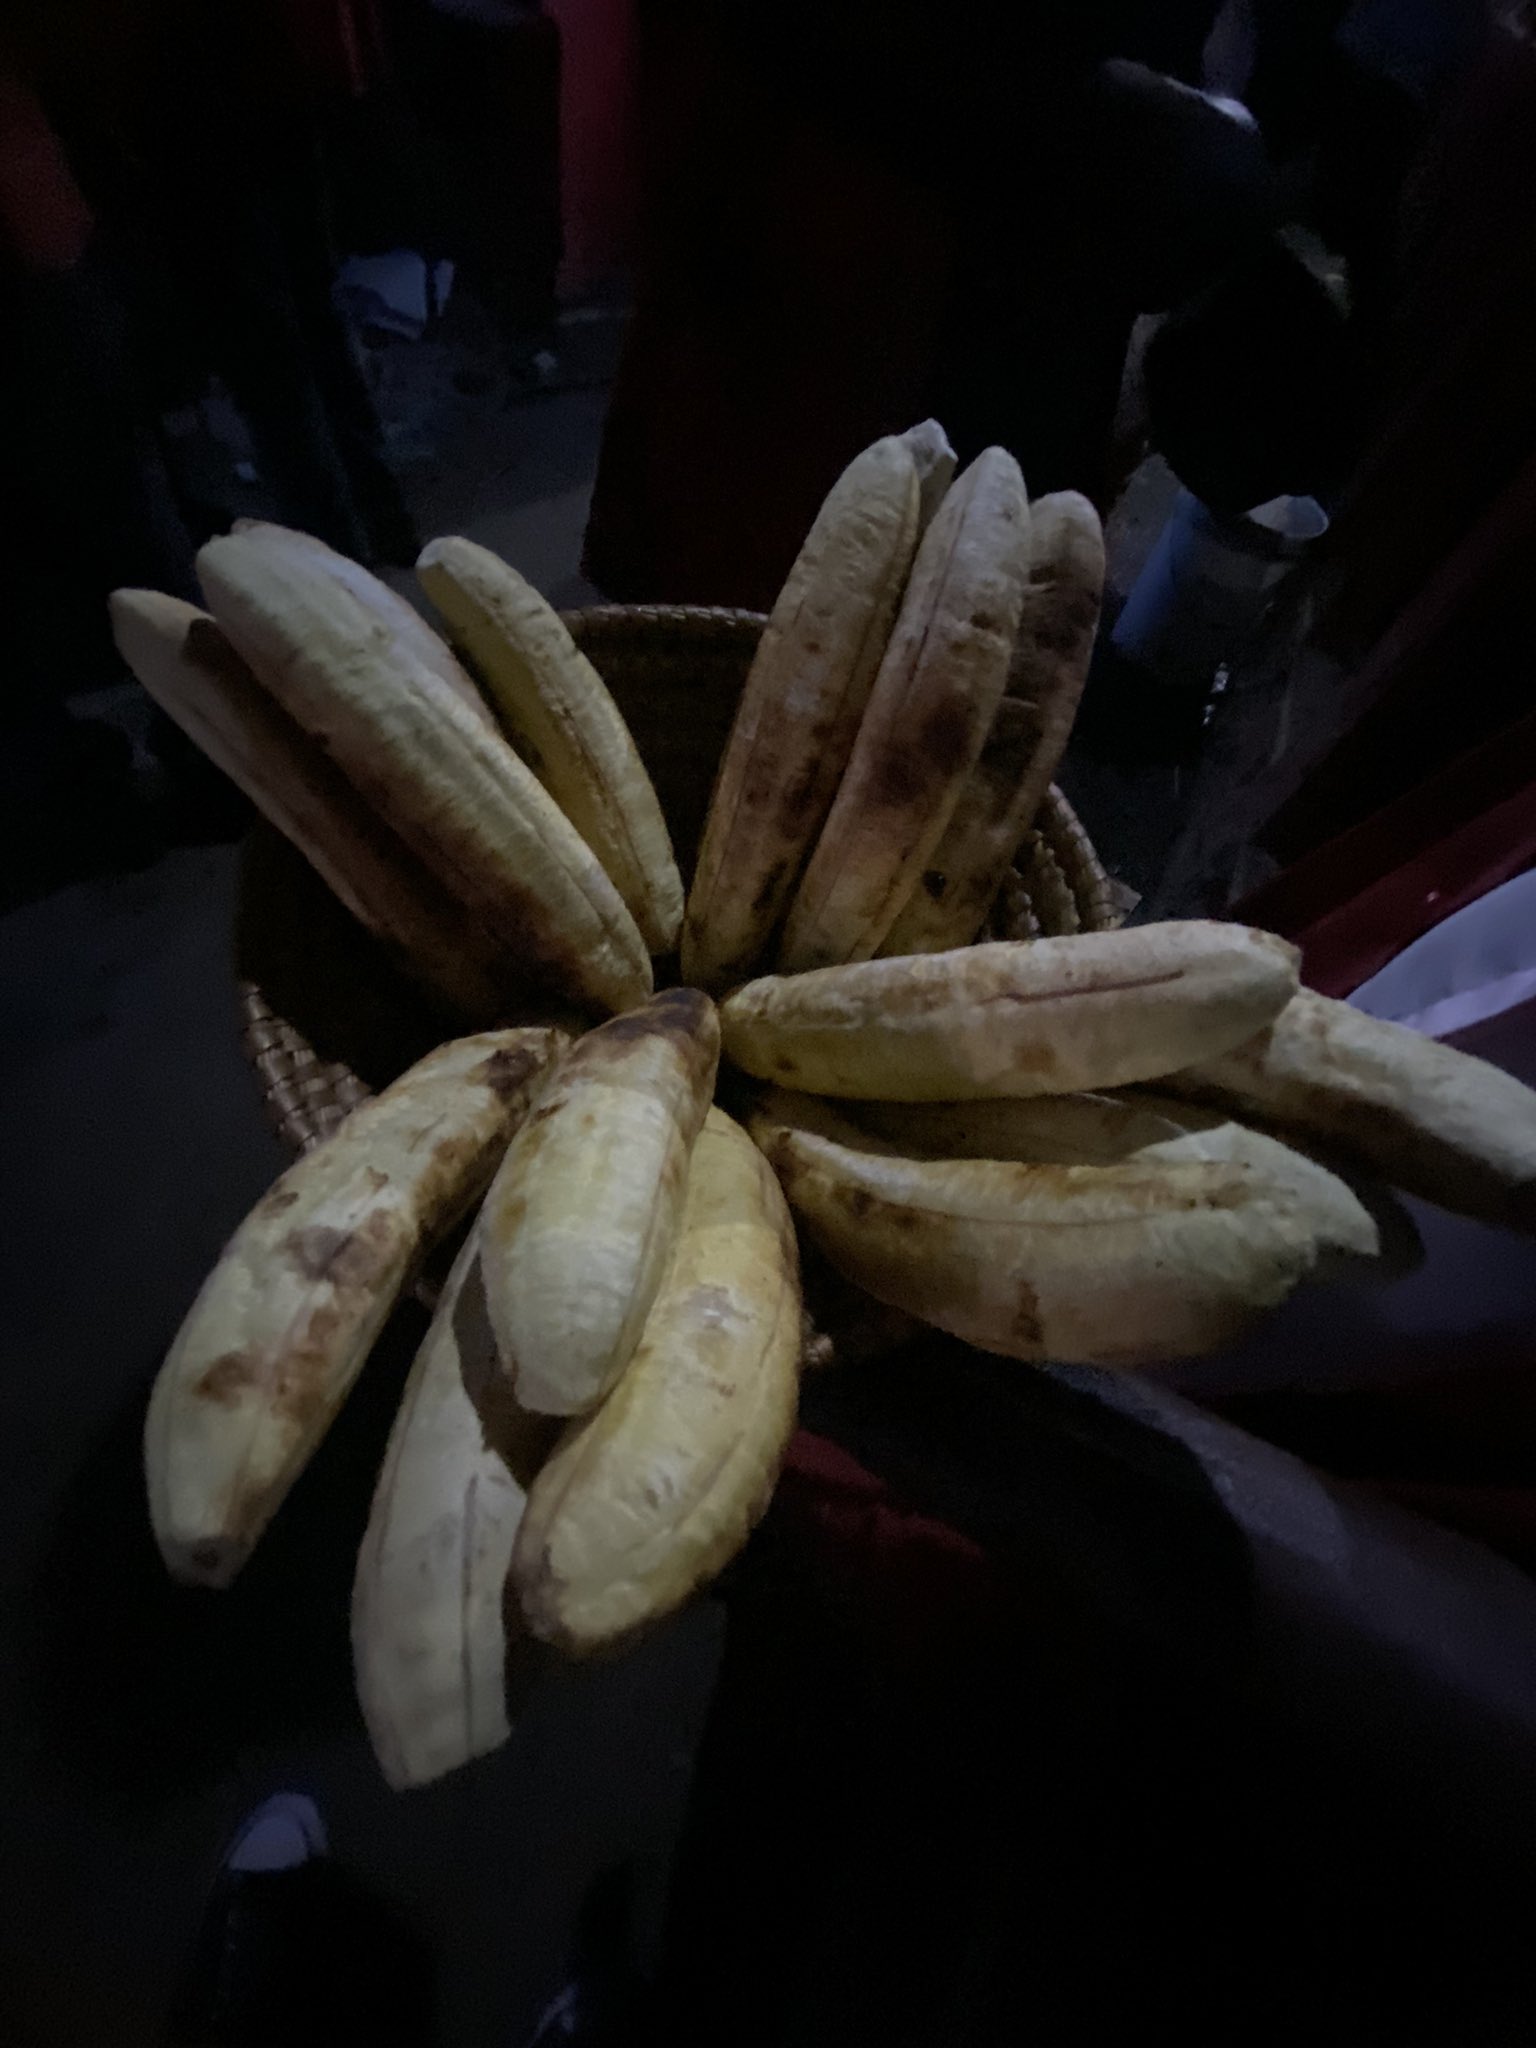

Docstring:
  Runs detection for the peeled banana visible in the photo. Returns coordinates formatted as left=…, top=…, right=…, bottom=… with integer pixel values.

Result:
left=681, top=436, right=921, bottom=993
left=417, top=536, right=683, bottom=953
left=196, top=528, right=651, bottom=1016
left=146, top=1028, right=564, bottom=1587
left=510, top=1108, right=801, bottom=1654
left=110, top=589, right=512, bottom=1022
left=878, top=696, right=1039, bottom=957
left=231, top=519, right=497, bottom=727
left=900, top=417, right=957, bottom=531
left=778, top=445, right=1032, bottom=972
left=854, top=1089, right=1379, bottom=1258
left=1163, top=989, right=1536, bottom=1233
left=722, top=922, right=1300, bottom=1100
left=481, top=989, right=721, bottom=1415
left=352, top=1231, right=555, bottom=1789
left=749, top=1090, right=1322, bottom=1365
left=879, top=492, right=1105, bottom=956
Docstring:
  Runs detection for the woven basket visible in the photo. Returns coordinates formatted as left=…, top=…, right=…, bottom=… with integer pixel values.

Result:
left=237, top=604, right=1119, bottom=1156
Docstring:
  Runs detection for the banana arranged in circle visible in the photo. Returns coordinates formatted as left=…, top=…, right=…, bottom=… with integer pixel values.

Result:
left=749, top=1090, right=1321, bottom=1365
left=482, top=989, right=721, bottom=1416
left=146, top=1028, right=564, bottom=1587
left=779, top=446, right=1032, bottom=972
left=197, top=528, right=651, bottom=1016
left=511, top=1108, right=801, bottom=1654
left=723, top=923, right=1300, bottom=1101
left=417, top=537, right=683, bottom=954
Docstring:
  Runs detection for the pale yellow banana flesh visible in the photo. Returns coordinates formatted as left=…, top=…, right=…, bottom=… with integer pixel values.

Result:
left=900, top=417, right=957, bottom=531
left=723, top=922, right=1300, bottom=1100
left=778, top=445, right=1032, bottom=972
left=230, top=519, right=497, bottom=726
left=416, top=536, right=683, bottom=953
left=511, top=1107, right=801, bottom=1654
left=853, top=1089, right=1379, bottom=1257
left=879, top=491, right=1106, bottom=956
left=681, top=436, right=921, bottom=993
left=878, top=696, right=1038, bottom=957
left=1162, top=989, right=1536, bottom=1233
left=109, top=589, right=513, bottom=1023
left=1002, top=491, right=1105, bottom=808
left=196, top=528, right=652, bottom=1016
left=749, top=1091, right=1321, bottom=1365
left=146, top=1029, right=565, bottom=1587
left=351, top=1230, right=556, bottom=1789
left=481, top=990, right=722, bottom=1416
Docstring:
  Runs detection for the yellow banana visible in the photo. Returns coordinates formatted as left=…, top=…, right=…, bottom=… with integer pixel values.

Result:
left=879, top=492, right=1105, bottom=955
left=1163, top=989, right=1536, bottom=1233
left=351, top=1230, right=555, bottom=1789
left=231, top=519, right=497, bottom=726
left=510, top=1108, right=801, bottom=1654
left=854, top=1088, right=1378, bottom=1257
left=481, top=989, right=721, bottom=1415
left=681, top=436, right=921, bottom=992
left=196, top=528, right=651, bottom=1015
left=749, top=1090, right=1321, bottom=1365
left=778, top=446, right=1032, bottom=971
left=110, top=589, right=512, bottom=1022
left=722, top=922, right=1299, bottom=1100
left=416, top=536, right=682, bottom=953
left=900, top=417, right=957, bottom=531
left=146, top=1028, right=565, bottom=1587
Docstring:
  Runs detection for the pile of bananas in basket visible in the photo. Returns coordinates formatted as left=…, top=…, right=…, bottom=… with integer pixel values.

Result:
left=115, top=422, right=1536, bottom=1788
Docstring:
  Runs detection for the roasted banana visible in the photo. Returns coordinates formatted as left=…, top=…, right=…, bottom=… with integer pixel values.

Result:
left=417, top=537, right=682, bottom=953
left=510, top=1108, right=801, bottom=1654
left=197, top=528, right=651, bottom=1015
left=778, top=446, right=1032, bottom=971
left=146, top=1029, right=565, bottom=1587
left=481, top=989, right=721, bottom=1415
left=681, top=436, right=921, bottom=992
left=110, top=589, right=511, bottom=1022
left=750, top=1090, right=1321, bottom=1365
left=879, top=492, right=1105, bottom=955
left=723, top=922, right=1299, bottom=1100
left=1163, top=989, right=1536, bottom=1233
left=854, top=1089, right=1378, bottom=1257
left=352, top=1230, right=555, bottom=1789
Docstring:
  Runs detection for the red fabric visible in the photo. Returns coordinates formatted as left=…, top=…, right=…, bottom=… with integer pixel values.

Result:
left=775, top=1431, right=1003, bottom=1667
left=0, top=72, right=93, bottom=270
left=1234, top=713, right=1536, bottom=996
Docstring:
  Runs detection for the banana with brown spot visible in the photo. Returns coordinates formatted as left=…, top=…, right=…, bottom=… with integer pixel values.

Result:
left=110, top=589, right=513, bottom=1023
left=197, top=528, right=652, bottom=1015
left=417, top=537, right=682, bottom=953
left=1162, top=989, right=1536, bottom=1233
left=146, top=1028, right=566, bottom=1587
left=749, top=1090, right=1321, bottom=1365
left=681, top=436, right=921, bottom=992
left=723, top=922, right=1299, bottom=1100
left=778, top=446, right=1032, bottom=972
left=352, top=1230, right=557, bottom=1789
left=510, top=1108, right=801, bottom=1654
left=482, top=990, right=721, bottom=1416
left=879, top=492, right=1105, bottom=956
left=854, top=1088, right=1378, bottom=1258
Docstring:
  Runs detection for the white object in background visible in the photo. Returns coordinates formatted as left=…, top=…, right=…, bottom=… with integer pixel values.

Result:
left=333, top=252, right=455, bottom=340
left=1349, top=869, right=1536, bottom=1041
left=1112, top=488, right=1328, bottom=688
